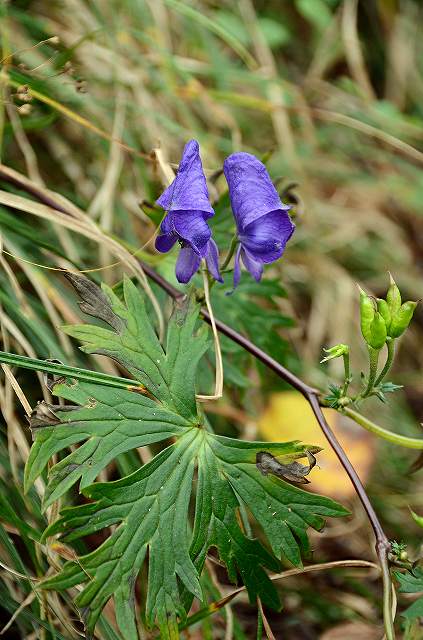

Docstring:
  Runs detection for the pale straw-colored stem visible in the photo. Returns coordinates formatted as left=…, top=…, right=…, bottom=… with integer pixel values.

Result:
left=196, top=267, right=223, bottom=401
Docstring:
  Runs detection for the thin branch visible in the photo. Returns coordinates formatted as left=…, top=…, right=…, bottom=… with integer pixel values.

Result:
left=0, top=559, right=40, bottom=582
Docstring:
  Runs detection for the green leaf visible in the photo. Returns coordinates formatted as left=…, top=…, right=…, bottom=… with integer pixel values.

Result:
left=25, top=381, right=191, bottom=509
left=411, top=510, right=423, bottom=528
left=190, top=436, right=345, bottom=610
left=43, top=430, right=202, bottom=640
left=373, top=381, right=404, bottom=402
left=396, top=568, right=423, bottom=594
left=401, top=597, right=423, bottom=620
left=61, top=275, right=208, bottom=419
left=324, top=383, right=344, bottom=408
left=41, top=433, right=346, bottom=638
left=24, top=274, right=348, bottom=639
left=395, top=568, right=423, bottom=621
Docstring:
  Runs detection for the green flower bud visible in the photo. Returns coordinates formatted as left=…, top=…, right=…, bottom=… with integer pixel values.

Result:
left=389, top=301, right=417, bottom=338
left=368, top=312, right=387, bottom=349
left=359, top=287, right=375, bottom=342
left=377, top=299, right=391, bottom=333
left=386, top=273, right=401, bottom=316
left=320, top=343, right=349, bottom=363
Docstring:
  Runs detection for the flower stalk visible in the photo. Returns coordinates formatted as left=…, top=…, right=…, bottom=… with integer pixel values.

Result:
left=361, top=346, right=380, bottom=398
left=374, top=339, right=395, bottom=388
left=341, top=350, right=351, bottom=397
left=196, top=267, right=223, bottom=401
left=341, top=406, right=423, bottom=450
left=220, top=235, right=238, bottom=272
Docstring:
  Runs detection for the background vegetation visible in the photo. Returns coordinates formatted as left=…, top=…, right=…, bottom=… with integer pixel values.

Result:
left=0, top=0, right=422, bottom=637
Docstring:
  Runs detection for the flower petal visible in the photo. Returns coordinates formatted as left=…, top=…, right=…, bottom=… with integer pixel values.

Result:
left=223, top=152, right=291, bottom=230
left=175, top=246, right=201, bottom=284
left=156, top=140, right=214, bottom=219
left=205, top=238, right=223, bottom=283
left=241, top=248, right=263, bottom=282
left=172, top=211, right=211, bottom=255
left=239, top=210, right=295, bottom=263
left=155, top=232, right=177, bottom=253
left=159, top=212, right=173, bottom=234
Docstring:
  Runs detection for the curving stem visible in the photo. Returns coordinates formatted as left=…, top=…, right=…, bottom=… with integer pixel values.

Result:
left=374, top=340, right=396, bottom=388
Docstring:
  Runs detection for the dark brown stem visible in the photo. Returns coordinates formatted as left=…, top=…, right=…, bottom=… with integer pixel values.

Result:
left=0, top=164, right=394, bottom=638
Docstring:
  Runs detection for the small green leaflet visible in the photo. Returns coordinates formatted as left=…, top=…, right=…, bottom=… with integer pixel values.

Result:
left=395, top=513, right=423, bottom=621
left=25, top=275, right=348, bottom=640
left=395, top=567, right=423, bottom=620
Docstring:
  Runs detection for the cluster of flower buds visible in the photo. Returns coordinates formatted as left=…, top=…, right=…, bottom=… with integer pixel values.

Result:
left=359, top=275, right=417, bottom=349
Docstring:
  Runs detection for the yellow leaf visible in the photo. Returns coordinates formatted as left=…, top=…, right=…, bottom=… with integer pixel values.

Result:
left=258, top=391, right=374, bottom=500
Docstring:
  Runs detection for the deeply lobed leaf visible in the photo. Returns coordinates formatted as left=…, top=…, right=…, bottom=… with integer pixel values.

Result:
left=25, top=275, right=348, bottom=639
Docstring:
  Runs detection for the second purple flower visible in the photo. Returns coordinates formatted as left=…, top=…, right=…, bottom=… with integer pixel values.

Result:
left=223, top=152, right=295, bottom=287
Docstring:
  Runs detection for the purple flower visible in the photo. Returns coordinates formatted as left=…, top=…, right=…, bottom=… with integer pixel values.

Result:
left=155, top=140, right=222, bottom=284
left=223, top=152, right=295, bottom=287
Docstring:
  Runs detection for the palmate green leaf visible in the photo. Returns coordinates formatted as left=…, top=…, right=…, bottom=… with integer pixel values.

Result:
left=41, top=432, right=345, bottom=639
left=25, top=274, right=348, bottom=640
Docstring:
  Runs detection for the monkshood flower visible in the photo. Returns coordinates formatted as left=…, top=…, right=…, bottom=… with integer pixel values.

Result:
left=155, top=140, right=222, bottom=284
left=223, top=152, right=295, bottom=287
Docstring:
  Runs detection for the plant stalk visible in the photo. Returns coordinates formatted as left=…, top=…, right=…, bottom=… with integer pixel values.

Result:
left=341, top=406, right=423, bottom=449
left=220, top=235, right=238, bottom=272
left=256, top=608, right=263, bottom=640
left=374, top=340, right=395, bottom=388
left=341, top=351, right=351, bottom=396
left=361, top=346, right=380, bottom=398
